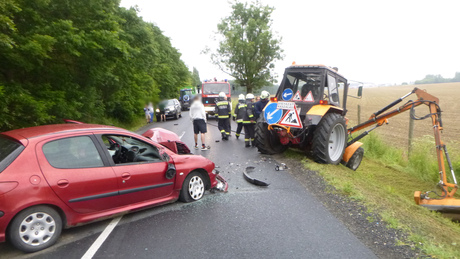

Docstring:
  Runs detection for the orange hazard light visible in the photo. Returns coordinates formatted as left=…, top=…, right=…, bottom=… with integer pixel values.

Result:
left=319, top=100, right=328, bottom=105
left=270, top=97, right=278, bottom=102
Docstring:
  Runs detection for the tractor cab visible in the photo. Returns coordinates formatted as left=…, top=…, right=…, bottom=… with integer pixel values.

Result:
left=275, top=64, right=349, bottom=119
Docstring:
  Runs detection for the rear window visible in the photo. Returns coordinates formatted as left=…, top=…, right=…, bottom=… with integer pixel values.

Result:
left=0, top=136, right=25, bottom=173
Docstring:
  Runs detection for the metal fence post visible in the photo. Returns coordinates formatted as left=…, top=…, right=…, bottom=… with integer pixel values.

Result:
left=408, top=109, right=414, bottom=155
left=357, top=105, right=361, bottom=124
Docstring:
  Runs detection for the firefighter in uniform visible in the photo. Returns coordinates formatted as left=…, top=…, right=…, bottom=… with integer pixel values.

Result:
left=233, top=94, right=246, bottom=139
left=243, top=93, right=256, bottom=147
left=215, top=92, right=232, bottom=140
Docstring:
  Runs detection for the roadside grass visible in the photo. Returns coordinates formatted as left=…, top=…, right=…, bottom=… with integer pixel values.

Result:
left=289, top=133, right=460, bottom=258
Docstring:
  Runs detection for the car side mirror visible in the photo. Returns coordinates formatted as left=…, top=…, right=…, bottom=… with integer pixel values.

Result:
left=165, top=163, right=176, bottom=179
left=357, top=86, right=363, bottom=97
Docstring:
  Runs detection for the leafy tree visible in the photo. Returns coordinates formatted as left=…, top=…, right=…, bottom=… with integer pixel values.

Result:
left=191, top=67, right=201, bottom=87
left=0, top=0, right=191, bottom=131
left=205, top=0, right=283, bottom=93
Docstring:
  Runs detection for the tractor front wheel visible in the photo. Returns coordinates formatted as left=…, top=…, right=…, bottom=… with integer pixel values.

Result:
left=254, top=118, right=288, bottom=155
left=312, top=113, right=347, bottom=164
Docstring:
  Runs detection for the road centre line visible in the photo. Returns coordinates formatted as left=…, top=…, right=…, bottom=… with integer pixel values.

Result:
left=81, top=216, right=122, bottom=259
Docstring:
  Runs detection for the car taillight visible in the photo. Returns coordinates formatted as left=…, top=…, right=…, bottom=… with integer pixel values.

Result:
left=319, top=100, right=328, bottom=105
left=0, top=182, right=18, bottom=195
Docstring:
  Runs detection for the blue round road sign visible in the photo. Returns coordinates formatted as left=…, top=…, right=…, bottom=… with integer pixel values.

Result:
left=282, top=88, right=293, bottom=101
left=264, top=103, right=283, bottom=124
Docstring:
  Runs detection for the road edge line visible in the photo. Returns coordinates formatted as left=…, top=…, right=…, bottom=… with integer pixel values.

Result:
left=81, top=216, right=122, bottom=259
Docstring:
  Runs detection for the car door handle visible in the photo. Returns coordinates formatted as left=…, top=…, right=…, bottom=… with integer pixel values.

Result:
left=121, top=172, right=131, bottom=180
left=57, top=179, right=69, bottom=188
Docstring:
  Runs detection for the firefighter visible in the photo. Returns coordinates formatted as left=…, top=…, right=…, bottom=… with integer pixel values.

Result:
left=243, top=93, right=256, bottom=147
left=233, top=94, right=246, bottom=139
left=254, top=90, right=270, bottom=120
left=215, top=92, right=232, bottom=140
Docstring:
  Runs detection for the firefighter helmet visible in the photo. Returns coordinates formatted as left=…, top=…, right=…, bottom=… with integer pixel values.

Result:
left=260, top=90, right=270, bottom=99
left=246, top=93, right=254, bottom=99
left=219, top=92, right=226, bottom=98
left=238, top=94, right=245, bottom=100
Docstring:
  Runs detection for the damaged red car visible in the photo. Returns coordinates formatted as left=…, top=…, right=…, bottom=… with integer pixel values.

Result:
left=0, top=124, right=226, bottom=252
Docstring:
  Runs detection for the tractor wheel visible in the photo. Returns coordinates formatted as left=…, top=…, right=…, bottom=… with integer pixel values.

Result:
left=312, top=113, right=347, bottom=164
left=345, top=147, right=364, bottom=171
left=254, top=118, right=288, bottom=155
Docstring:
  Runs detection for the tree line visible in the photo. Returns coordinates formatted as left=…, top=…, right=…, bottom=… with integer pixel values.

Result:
left=0, top=0, right=192, bottom=131
left=415, top=72, right=460, bottom=85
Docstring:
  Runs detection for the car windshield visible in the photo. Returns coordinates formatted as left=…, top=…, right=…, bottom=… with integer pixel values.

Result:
left=203, top=83, right=229, bottom=95
left=0, top=135, right=24, bottom=173
left=160, top=100, right=175, bottom=107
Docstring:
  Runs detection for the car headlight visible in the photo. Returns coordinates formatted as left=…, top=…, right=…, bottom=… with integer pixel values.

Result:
left=156, top=108, right=160, bottom=113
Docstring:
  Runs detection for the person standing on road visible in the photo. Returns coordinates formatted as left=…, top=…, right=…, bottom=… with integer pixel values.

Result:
left=215, top=92, right=232, bottom=140
left=254, top=90, right=270, bottom=120
left=148, top=102, right=154, bottom=123
left=189, top=95, right=209, bottom=150
left=243, top=93, right=256, bottom=147
left=144, top=104, right=151, bottom=124
left=233, top=94, right=246, bottom=140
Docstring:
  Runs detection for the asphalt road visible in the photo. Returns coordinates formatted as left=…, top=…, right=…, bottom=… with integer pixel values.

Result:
left=0, top=112, right=376, bottom=259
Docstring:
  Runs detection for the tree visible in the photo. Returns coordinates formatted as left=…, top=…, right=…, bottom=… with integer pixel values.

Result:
left=206, top=1, right=283, bottom=93
left=191, top=67, right=201, bottom=87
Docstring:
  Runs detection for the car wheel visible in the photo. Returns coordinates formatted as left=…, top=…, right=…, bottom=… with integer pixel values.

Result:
left=179, top=171, right=205, bottom=202
left=8, top=206, right=62, bottom=253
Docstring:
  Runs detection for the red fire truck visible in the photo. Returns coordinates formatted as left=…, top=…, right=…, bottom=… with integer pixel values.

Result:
left=200, top=79, right=231, bottom=117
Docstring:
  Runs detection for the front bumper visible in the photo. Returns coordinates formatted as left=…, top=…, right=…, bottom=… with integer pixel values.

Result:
left=211, top=169, right=228, bottom=192
left=204, top=106, right=216, bottom=114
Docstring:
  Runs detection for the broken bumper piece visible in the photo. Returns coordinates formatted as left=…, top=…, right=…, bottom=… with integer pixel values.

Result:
left=243, top=166, right=270, bottom=187
left=212, top=170, right=228, bottom=192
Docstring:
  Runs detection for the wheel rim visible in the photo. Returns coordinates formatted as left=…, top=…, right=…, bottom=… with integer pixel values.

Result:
left=328, top=123, right=346, bottom=162
left=188, top=175, right=204, bottom=200
left=18, top=212, right=56, bottom=246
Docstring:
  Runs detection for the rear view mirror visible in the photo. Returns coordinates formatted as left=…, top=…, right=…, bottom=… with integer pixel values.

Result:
left=357, top=86, right=363, bottom=97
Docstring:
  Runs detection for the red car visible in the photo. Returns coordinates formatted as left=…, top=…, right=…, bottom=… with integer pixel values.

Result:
left=0, top=124, right=226, bottom=252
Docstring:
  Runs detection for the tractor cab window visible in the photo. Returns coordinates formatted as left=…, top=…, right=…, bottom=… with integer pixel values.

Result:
left=326, top=75, right=340, bottom=106
left=283, top=72, right=322, bottom=102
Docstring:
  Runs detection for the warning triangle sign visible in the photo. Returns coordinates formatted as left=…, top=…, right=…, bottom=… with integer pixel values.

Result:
left=303, top=91, right=314, bottom=102
left=279, top=106, right=303, bottom=128
left=292, top=90, right=302, bottom=101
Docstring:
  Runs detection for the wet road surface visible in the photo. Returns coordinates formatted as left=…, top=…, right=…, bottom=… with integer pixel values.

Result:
left=0, top=113, right=376, bottom=259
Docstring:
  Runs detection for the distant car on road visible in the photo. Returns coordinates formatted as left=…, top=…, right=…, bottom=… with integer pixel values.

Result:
left=156, top=99, right=181, bottom=121
left=0, top=124, right=224, bottom=252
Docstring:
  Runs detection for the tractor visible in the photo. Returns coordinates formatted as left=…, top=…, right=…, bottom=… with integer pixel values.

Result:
left=256, top=63, right=460, bottom=213
left=255, top=63, right=362, bottom=170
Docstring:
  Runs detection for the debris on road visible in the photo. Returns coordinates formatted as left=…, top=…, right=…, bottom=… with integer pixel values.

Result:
left=275, top=163, right=288, bottom=171
left=243, top=166, right=270, bottom=187
left=215, top=140, right=220, bottom=142
left=211, top=170, right=229, bottom=193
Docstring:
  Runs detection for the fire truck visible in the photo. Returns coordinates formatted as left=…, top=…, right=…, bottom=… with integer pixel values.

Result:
left=200, top=79, right=231, bottom=117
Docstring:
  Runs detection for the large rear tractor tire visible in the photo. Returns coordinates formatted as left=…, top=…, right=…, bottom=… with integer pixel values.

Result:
left=312, top=113, right=347, bottom=164
left=254, top=118, right=289, bottom=155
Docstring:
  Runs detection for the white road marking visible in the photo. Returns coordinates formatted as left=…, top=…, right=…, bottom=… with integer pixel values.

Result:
left=81, top=216, right=122, bottom=259
left=179, top=131, right=185, bottom=140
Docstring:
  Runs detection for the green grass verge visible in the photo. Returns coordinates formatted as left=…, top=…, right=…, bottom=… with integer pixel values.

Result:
left=289, top=133, right=460, bottom=258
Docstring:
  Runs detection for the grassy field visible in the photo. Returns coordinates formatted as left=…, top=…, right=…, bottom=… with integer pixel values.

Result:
left=346, top=82, right=460, bottom=150
left=280, top=83, right=460, bottom=258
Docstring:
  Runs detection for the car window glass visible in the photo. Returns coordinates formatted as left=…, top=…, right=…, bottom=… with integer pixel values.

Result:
left=0, top=136, right=24, bottom=173
left=43, top=136, right=103, bottom=169
left=102, top=135, right=162, bottom=164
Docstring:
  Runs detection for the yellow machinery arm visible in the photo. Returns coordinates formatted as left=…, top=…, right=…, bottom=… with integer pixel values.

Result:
left=347, top=87, right=459, bottom=211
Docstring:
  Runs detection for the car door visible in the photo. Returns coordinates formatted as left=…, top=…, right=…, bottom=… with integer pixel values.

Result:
left=37, top=134, right=120, bottom=213
left=96, top=134, right=175, bottom=206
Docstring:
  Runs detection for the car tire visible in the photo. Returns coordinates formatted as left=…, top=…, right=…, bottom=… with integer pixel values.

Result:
left=179, top=171, right=205, bottom=203
left=311, top=113, right=347, bottom=164
left=8, top=206, right=62, bottom=253
left=174, top=113, right=178, bottom=120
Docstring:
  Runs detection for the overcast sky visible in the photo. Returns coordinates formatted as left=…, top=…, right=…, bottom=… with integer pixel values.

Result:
left=120, top=0, right=459, bottom=85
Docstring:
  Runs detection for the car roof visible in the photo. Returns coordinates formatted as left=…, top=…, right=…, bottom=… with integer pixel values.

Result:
left=1, top=124, right=126, bottom=141
left=286, top=64, right=347, bottom=80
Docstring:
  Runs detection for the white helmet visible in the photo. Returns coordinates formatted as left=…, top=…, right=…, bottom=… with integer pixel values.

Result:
left=238, top=94, right=245, bottom=100
left=219, top=92, right=226, bottom=98
left=261, top=90, right=270, bottom=99
left=246, top=93, right=254, bottom=99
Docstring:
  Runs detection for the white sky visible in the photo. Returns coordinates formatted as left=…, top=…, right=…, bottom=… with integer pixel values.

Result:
left=120, top=0, right=460, bottom=85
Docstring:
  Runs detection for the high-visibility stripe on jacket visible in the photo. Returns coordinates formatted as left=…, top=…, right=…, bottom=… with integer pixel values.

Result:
left=234, top=101, right=246, bottom=123
left=242, top=101, right=255, bottom=124
left=215, top=99, right=231, bottom=119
